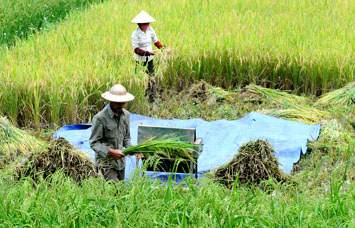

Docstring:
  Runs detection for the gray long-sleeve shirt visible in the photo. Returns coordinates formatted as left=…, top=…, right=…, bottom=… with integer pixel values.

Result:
left=89, top=106, right=133, bottom=170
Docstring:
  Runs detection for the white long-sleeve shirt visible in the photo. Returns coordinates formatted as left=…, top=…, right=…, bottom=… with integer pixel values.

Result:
left=131, top=26, right=159, bottom=62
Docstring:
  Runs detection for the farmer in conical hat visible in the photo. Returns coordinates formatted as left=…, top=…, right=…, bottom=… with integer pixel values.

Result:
left=89, top=84, right=140, bottom=181
left=131, top=10, right=167, bottom=102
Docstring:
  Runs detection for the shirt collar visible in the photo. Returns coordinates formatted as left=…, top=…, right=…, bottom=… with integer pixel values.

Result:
left=107, top=105, right=124, bottom=119
left=137, top=26, right=149, bottom=33
left=107, top=105, right=115, bottom=118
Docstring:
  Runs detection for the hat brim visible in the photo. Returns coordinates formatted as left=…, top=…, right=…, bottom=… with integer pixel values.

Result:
left=131, top=19, right=156, bottom=23
left=101, top=92, right=135, bottom=102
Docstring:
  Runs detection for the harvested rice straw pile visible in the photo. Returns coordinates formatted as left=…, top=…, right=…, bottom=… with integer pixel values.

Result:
left=0, top=117, right=47, bottom=168
left=314, top=82, right=355, bottom=109
left=263, top=106, right=330, bottom=124
left=188, top=80, right=233, bottom=103
left=18, top=138, right=98, bottom=184
left=215, top=140, right=288, bottom=189
left=240, top=84, right=311, bottom=108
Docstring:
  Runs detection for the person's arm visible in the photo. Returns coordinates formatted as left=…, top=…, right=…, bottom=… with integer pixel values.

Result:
left=134, top=47, right=153, bottom=56
left=154, top=41, right=163, bottom=49
left=89, top=117, right=110, bottom=158
left=123, top=114, right=133, bottom=148
left=151, top=27, right=164, bottom=49
left=132, top=30, right=153, bottom=56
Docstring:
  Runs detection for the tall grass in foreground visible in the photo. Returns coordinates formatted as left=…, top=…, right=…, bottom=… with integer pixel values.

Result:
left=0, top=0, right=353, bottom=126
left=0, top=171, right=354, bottom=227
left=0, top=0, right=105, bottom=47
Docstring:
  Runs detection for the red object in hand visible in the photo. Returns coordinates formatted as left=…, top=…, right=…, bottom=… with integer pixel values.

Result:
left=134, top=48, right=151, bottom=56
left=154, top=41, right=163, bottom=49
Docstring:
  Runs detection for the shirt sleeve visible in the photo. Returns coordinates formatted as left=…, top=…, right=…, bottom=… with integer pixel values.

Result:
left=123, top=114, right=133, bottom=148
left=89, top=117, right=110, bottom=157
left=131, top=30, right=140, bottom=49
left=150, top=27, right=159, bottom=43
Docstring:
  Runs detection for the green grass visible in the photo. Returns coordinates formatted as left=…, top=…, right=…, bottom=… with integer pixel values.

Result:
left=0, top=0, right=105, bottom=47
left=1, top=84, right=354, bottom=226
left=0, top=0, right=353, bottom=127
left=0, top=170, right=354, bottom=227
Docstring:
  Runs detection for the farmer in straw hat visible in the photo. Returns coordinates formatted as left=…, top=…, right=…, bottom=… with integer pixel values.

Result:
left=89, top=84, right=141, bottom=181
left=131, top=10, right=168, bottom=102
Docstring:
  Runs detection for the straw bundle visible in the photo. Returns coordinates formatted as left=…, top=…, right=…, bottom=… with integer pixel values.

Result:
left=214, top=140, right=287, bottom=189
left=123, top=136, right=197, bottom=162
left=17, top=138, right=98, bottom=184
left=188, top=80, right=232, bottom=103
left=0, top=117, right=46, bottom=168
left=314, top=82, right=355, bottom=109
left=240, top=84, right=310, bottom=108
left=262, top=106, right=330, bottom=124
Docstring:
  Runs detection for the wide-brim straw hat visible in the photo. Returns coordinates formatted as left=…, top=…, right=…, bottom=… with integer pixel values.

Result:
left=101, top=84, right=135, bottom=102
left=131, top=10, right=156, bottom=23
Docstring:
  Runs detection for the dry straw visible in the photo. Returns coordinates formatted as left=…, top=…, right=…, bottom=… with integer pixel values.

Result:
left=263, top=107, right=329, bottom=124
left=314, top=82, right=355, bottom=109
left=0, top=117, right=46, bottom=168
left=240, top=84, right=310, bottom=108
left=17, top=138, right=98, bottom=184
left=214, top=140, right=289, bottom=189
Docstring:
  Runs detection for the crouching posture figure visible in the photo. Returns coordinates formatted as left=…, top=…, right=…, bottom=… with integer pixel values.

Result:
left=89, top=84, right=135, bottom=181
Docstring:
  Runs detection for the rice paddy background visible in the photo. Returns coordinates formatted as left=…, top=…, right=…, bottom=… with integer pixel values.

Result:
left=0, top=0, right=105, bottom=47
left=0, top=0, right=353, bottom=127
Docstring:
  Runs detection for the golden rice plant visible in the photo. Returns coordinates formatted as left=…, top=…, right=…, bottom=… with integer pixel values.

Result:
left=0, top=0, right=353, bottom=127
left=0, top=117, right=47, bottom=168
left=314, top=82, right=355, bottom=109
left=262, top=105, right=330, bottom=125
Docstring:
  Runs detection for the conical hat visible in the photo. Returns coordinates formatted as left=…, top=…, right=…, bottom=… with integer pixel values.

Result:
left=131, top=10, right=156, bottom=23
left=101, top=84, right=135, bottom=102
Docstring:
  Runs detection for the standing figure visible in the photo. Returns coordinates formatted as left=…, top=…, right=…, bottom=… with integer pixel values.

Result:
left=89, top=84, right=135, bottom=182
left=131, top=10, right=165, bottom=102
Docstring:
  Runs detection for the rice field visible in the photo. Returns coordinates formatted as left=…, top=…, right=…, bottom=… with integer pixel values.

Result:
left=0, top=0, right=105, bottom=47
left=0, top=0, right=353, bottom=127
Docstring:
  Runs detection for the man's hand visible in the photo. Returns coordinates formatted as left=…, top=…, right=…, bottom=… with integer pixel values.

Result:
left=150, top=51, right=155, bottom=55
left=109, top=149, right=125, bottom=159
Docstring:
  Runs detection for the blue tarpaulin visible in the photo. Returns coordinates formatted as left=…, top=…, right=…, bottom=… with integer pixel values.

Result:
left=54, top=112, right=321, bottom=180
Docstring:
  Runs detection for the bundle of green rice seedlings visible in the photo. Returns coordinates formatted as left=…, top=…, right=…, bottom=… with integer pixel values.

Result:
left=17, top=138, right=98, bottom=184
left=123, top=136, right=197, bottom=162
left=214, top=140, right=289, bottom=189
left=314, top=82, right=355, bottom=109
left=262, top=106, right=330, bottom=124
left=0, top=117, right=47, bottom=168
left=240, top=84, right=310, bottom=108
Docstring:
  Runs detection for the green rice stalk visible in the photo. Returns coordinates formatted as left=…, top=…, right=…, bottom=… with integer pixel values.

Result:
left=123, top=136, right=197, bottom=162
